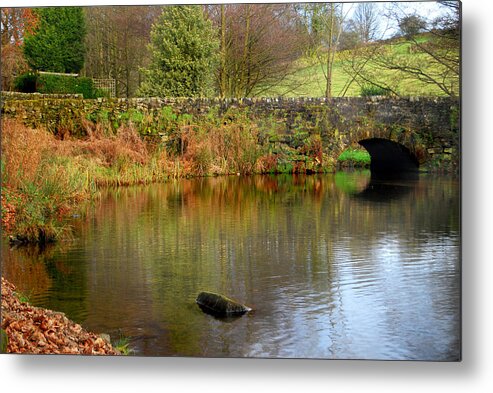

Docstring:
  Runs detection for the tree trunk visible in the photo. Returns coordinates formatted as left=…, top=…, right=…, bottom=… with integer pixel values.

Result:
left=325, top=4, right=335, bottom=99
left=240, top=4, right=251, bottom=98
left=220, top=4, right=227, bottom=98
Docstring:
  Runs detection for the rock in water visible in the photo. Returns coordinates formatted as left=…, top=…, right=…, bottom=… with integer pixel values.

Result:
left=196, top=292, right=252, bottom=316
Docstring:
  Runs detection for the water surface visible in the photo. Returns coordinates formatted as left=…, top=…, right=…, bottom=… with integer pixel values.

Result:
left=2, top=172, right=460, bottom=360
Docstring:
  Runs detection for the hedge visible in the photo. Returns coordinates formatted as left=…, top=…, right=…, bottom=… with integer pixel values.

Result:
left=14, top=73, right=103, bottom=99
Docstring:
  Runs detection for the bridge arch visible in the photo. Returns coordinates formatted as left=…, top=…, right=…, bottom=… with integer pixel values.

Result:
left=357, top=138, right=419, bottom=173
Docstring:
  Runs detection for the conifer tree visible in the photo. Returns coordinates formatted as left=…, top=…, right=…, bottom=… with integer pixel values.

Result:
left=139, top=6, right=218, bottom=97
left=23, top=7, right=86, bottom=74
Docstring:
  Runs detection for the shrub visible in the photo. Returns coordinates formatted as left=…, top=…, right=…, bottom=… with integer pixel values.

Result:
left=1, top=119, right=157, bottom=241
left=36, top=74, right=99, bottom=98
left=13, top=72, right=37, bottom=93
left=360, top=84, right=391, bottom=97
left=13, top=72, right=102, bottom=98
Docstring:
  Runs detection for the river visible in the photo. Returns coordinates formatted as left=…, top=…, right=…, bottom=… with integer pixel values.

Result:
left=2, top=172, right=460, bottom=360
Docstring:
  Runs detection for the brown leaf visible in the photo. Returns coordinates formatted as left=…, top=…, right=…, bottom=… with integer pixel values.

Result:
left=1, top=277, right=119, bottom=355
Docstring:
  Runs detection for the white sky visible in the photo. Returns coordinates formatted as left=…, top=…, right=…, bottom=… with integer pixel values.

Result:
left=1, top=0, right=454, bottom=17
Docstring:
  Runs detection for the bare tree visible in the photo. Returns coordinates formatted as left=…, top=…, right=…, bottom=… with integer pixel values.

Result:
left=352, top=2, right=380, bottom=43
left=219, top=4, right=227, bottom=98
left=299, top=3, right=356, bottom=97
left=207, top=3, right=306, bottom=98
left=324, top=3, right=353, bottom=98
left=83, top=6, right=160, bottom=97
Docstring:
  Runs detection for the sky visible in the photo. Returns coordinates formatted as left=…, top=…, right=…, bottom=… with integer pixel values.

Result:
left=2, top=0, right=455, bottom=18
left=338, top=1, right=456, bottom=38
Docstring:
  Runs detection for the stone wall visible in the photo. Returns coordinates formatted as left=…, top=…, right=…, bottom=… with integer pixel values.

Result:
left=1, top=91, right=83, bottom=101
left=1, top=94, right=459, bottom=170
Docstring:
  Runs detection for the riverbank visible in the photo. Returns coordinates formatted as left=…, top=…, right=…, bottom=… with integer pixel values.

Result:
left=1, top=277, right=119, bottom=355
left=1, top=118, right=333, bottom=243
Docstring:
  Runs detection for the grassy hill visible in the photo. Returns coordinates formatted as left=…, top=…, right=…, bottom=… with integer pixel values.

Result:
left=262, top=34, right=458, bottom=98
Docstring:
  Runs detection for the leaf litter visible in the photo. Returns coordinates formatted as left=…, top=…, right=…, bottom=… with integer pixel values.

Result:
left=1, top=277, right=120, bottom=355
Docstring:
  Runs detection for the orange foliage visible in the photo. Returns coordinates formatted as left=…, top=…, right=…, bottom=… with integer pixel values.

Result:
left=1, top=118, right=150, bottom=186
left=1, top=119, right=55, bottom=189
left=1, top=8, right=38, bottom=90
left=1, top=44, right=28, bottom=90
left=22, top=8, right=39, bottom=36
left=1, top=194, right=17, bottom=233
left=1, top=8, right=38, bottom=46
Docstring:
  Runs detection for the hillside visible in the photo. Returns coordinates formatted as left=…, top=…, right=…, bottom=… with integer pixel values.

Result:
left=262, top=34, right=458, bottom=98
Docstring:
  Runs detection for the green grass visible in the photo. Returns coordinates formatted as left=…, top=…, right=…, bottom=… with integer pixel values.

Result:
left=265, top=57, right=361, bottom=97
left=337, top=148, right=371, bottom=167
left=112, top=334, right=133, bottom=355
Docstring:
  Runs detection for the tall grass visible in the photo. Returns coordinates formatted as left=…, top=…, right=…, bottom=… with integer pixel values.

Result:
left=2, top=120, right=86, bottom=242
left=1, top=119, right=168, bottom=242
left=181, top=122, right=262, bottom=176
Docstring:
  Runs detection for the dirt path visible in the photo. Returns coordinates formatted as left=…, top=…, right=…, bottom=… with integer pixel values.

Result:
left=1, top=277, right=120, bottom=355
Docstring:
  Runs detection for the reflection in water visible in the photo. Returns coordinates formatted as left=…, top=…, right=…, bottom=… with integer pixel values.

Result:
left=2, top=173, right=460, bottom=360
left=334, top=170, right=371, bottom=194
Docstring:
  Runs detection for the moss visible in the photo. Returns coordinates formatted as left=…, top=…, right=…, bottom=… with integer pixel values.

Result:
left=196, top=291, right=251, bottom=316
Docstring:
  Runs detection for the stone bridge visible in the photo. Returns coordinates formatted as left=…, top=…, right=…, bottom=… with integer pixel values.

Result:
left=229, top=96, right=459, bottom=172
left=1, top=93, right=460, bottom=172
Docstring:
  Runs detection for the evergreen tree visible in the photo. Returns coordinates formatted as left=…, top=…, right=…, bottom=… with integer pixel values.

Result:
left=23, top=7, right=86, bottom=74
left=139, top=5, right=218, bottom=97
